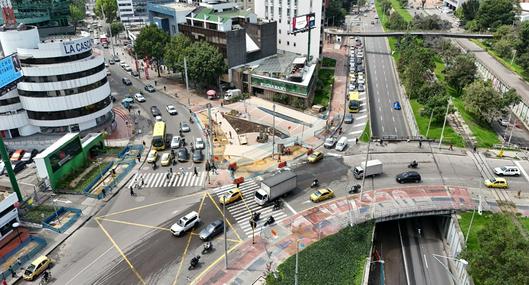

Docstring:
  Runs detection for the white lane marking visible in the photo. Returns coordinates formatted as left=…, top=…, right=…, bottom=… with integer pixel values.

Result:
left=382, top=125, right=385, bottom=132
left=356, top=114, right=368, bottom=120
left=283, top=200, right=298, bottom=215
left=65, top=246, right=114, bottom=285
left=326, top=152, right=342, bottom=157
left=352, top=123, right=364, bottom=128
left=349, top=130, right=363, bottom=135
left=423, top=254, right=429, bottom=269
left=394, top=127, right=398, bottom=133
left=392, top=117, right=396, bottom=122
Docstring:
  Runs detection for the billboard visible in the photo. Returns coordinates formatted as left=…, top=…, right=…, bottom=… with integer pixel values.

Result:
left=291, top=13, right=316, bottom=34
left=0, top=54, right=23, bottom=90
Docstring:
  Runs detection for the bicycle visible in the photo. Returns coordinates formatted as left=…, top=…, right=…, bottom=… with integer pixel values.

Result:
left=39, top=272, right=51, bottom=285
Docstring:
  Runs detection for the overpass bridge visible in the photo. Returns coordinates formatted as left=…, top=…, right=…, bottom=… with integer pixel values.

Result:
left=325, top=30, right=493, bottom=39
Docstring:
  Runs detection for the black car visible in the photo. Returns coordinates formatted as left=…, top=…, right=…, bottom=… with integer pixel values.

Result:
left=12, top=161, right=26, bottom=174
left=145, top=84, right=156, bottom=93
left=396, top=171, right=421, bottom=183
left=122, top=77, right=132, bottom=85
left=192, top=149, right=204, bottom=163
left=150, top=106, right=161, bottom=117
left=199, top=219, right=224, bottom=240
left=131, top=70, right=139, bottom=77
left=344, top=113, right=354, bottom=124
left=177, top=147, right=190, bottom=162
left=113, top=56, right=121, bottom=62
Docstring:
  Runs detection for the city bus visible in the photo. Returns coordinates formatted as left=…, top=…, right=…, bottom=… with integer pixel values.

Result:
left=348, top=91, right=361, bottom=113
left=152, top=121, right=166, bottom=150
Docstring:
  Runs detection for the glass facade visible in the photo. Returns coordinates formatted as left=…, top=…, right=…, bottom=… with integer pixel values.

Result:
left=0, top=0, right=71, bottom=27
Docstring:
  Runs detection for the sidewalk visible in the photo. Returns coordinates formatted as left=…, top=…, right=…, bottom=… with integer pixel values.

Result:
left=193, top=185, right=481, bottom=285
left=322, top=37, right=347, bottom=126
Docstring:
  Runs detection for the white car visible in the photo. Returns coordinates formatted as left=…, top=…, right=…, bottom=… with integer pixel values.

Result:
left=170, top=136, right=181, bottom=149
left=357, top=78, right=365, bottom=85
left=170, top=211, right=200, bottom=236
left=324, top=137, right=337, bottom=149
left=181, top=123, right=191, bottom=132
left=124, top=66, right=132, bottom=72
left=493, top=166, right=520, bottom=176
left=134, top=93, right=145, bottom=102
left=166, top=105, right=178, bottom=115
left=195, top=137, right=205, bottom=150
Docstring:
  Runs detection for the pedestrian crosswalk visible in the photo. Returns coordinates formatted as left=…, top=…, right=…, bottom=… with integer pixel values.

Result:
left=212, top=180, right=289, bottom=238
left=127, top=171, right=206, bottom=189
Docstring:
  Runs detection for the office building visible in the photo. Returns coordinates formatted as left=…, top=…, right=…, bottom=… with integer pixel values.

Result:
left=0, top=25, right=112, bottom=138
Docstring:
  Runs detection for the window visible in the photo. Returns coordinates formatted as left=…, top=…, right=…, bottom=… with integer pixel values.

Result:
left=279, top=29, right=281, bottom=34
left=279, top=39, right=281, bottom=44
left=18, top=77, right=108, bottom=98
left=294, top=43, right=296, bottom=47
left=24, top=63, right=105, bottom=83
left=20, top=50, right=92, bottom=65
left=287, top=41, right=290, bottom=45
left=27, top=96, right=112, bottom=121
left=0, top=97, right=20, bottom=106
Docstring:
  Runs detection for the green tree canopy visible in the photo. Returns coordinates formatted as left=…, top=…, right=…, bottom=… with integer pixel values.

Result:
left=110, top=21, right=125, bottom=38
left=163, top=34, right=193, bottom=76
left=134, top=24, right=170, bottom=77
left=95, top=0, right=117, bottom=24
left=69, top=0, right=85, bottom=33
left=412, top=14, right=451, bottom=30
left=186, top=41, right=227, bottom=86
left=462, top=80, right=515, bottom=122
left=445, top=54, right=477, bottom=95
left=422, top=94, right=451, bottom=123
left=458, top=0, right=479, bottom=23
left=476, top=0, right=519, bottom=31
left=387, top=12, right=407, bottom=30
left=326, top=0, right=347, bottom=26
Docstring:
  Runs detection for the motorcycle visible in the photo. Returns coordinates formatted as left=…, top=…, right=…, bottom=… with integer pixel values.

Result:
left=310, top=179, right=319, bottom=188
left=408, top=161, right=418, bottom=169
left=273, top=200, right=282, bottom=211
left=264, top=216, right=275, bottom=226
left=188, top=255, right=201, bottom=270
left=202, top=242, right=213, bottom=254
left=349, top=184, right=361, bottom=194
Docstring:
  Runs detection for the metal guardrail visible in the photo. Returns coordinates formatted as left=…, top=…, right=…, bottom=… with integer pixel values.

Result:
left=326, top=31, right=494, bottom=39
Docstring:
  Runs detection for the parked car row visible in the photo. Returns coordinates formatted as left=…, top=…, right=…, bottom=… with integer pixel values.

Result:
left=0, top=148, right=40, bottom=175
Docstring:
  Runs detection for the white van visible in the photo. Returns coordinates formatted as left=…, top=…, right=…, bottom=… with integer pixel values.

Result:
left=224, top=89, right=241, bottom=100
left=335, top=136, right=348, bottom=151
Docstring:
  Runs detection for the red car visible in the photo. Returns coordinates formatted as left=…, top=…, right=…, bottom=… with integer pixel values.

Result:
left=10, top=149, right=25, bottom=161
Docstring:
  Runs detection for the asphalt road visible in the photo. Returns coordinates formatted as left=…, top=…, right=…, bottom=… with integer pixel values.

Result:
left=362, top=12, right=410, bottom=138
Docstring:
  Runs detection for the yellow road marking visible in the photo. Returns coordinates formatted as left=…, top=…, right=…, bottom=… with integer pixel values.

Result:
left=206, top=192, right=243, bottom=242
left=173, top=192, right=208, bottom=285
left=97, top=218, right=170, bottom=231
left=190, top=240, right=244, bottom=285
left=99, top=191, right=202, bottom=218
left=95, top=218, right=145, bottom=284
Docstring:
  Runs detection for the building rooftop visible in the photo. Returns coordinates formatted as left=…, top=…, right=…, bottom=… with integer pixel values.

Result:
left=161, top=2, right=196, bottom=12
left=35, top=133, right=78, bottom=158
left=192, top=6, right=252, bottom=23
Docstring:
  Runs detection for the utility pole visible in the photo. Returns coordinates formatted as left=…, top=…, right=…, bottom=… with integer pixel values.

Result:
left=223, top=195, right=228, bottom=269
left=207, top=103, right=214, bottom=162
left=438, top=98, right=451, bottom=149
left=0, top=137, right=22, bottom=202
left=295, top=239, right=300, bottom=285
left=184, top=57, right=190, bottom=106
left=272, top=104, right=276, bottom=160
left=426, top=109, right=434, bottom=138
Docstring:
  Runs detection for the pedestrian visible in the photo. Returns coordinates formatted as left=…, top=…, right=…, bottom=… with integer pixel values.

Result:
left=2, top=278, right=6, bottom=285
left=16, top=258, right=22, bottom=268
left=518, top=190, right=521, bottom=198
left=166, top=172, right=171, bottom=180
left=355, top=137, right=359, bottom=144
left=137, top=155, right=141, bottom=163
left=9, top=265, right=15, bottom=278
left=194, top=166, right=198, bottom=176
left=130, top=186, right=135, bottom=196
left=473, top=145, right=477, bottom=152
left=142, top=140, right=146, bottom=146
left=102, top=187, right=107, bottom=197
left=278, top=155, right=281, bottom=161
left=140, top=175, right=145, bottom=186
left=169, top=167, right=173, bottom=174
left=236, top=183, right=240, bottom=188
left=449, top=144, right=453, bottom=151
left=164, top=85, right=166, bottom=91
left=154, top=80, right=157, bottom=86
left=419, top=140, right=422, bottom=148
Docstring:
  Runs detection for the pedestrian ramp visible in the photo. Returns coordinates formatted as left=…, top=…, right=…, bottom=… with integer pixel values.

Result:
left=212, top=180, right=289, bottom=239
left=127, top=171, right=206, bottom=189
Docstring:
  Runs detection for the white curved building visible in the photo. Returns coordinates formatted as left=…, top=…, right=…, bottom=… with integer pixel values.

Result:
left=0, top=25, right=112, bottom=137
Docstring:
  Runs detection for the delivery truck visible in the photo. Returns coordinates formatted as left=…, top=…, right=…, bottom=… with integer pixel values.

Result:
left=352, top=160, right=383, bottom=179
left=254, top=170, right=297, bottom=206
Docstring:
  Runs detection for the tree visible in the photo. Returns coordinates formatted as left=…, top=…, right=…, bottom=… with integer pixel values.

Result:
left=69, top=0, right=85, bottom=34
left=186, top=41, right=227, bottom=86
left=326, top=0, right=346, bottom=26
left=445, top=54, right=477, bottom=95
left=422, top=94, right=451, bottom=123
left=387, top=12, right=407, bottom=30
left=134, top=24, right=170, bottom=77
left=164, top=34, right=193, bottom=78
left=517, top=51, right=529, bottom=74
left=95, top=0, right=117, bottom=24
left=380, top=0, right=392, bottom=16
left=476, top=0, right=519, bottom=31
left=462, top=80, right=503, bottom=122
left=412, top=14, right=451, bottom=30
left=459, top=0, right=479, bottom=23
left=516, top=21, right=529, bottom=54
left=417, top=81, right=445, bottom=104
left=491, top=25, right=519, bottom=58
left=110, top=21, right=125, bottom=38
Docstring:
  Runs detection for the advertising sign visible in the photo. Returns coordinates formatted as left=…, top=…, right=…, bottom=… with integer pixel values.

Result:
left=0, top=54, right=23, bottom=90
left=62, top=37, right=93, bottom=56
left=251, top=75, right=308, bottom=96
left=291, top=13, right=316, bottom=34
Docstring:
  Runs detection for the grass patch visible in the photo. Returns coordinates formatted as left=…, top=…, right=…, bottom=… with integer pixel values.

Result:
left=452, top=97, right=500, bottom=148
left=57, top=160, right=110, bottom=193
left=267, top=222, right=374, bottom=285
left=458, top=211, right=494, bottom=252
left=360, top=121, right=371, bottom=142
left=374, top=0, right=389, bottom=29
left=434, top=58, right=445, bottom=82
left=519, top=216, right=529, bottom=233
left=22, top=205, right=57, bottom=224
left=321, top=57, right=337, bottom=69
left=411, top=99, right=465, bottom=147
left=314, top=68, right=334, bottom=107
left=471, top=39, right=529, bottom=82
left=389, top=0, right=413, bottom=22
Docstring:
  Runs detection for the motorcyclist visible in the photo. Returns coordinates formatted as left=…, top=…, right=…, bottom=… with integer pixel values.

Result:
left=312, top=178, right=319, bottom=187
left=42, top=270, right=50, bottom=282
left=411, top=160, right=418, bottom=167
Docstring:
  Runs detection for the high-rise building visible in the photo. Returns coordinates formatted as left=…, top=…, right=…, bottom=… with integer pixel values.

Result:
left=0, top=26, right=113, bottom=138
left=254, top=0, right=323, bottom=60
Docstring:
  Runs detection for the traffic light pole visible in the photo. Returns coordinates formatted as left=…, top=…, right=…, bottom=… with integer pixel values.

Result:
left=0, top=137, right=23, bottom=202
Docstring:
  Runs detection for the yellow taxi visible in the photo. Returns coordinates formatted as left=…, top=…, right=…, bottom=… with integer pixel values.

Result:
left=147, top=149, right=158, bottom=163
left=23, top=255, right=51, bottom=281
left=160, top=152, right=173, bottom=166
left=219, top=188, right=242, bottom=205
left=307, top=151, right=324, bottom=163
left=484, top=177, right=509, bottom=189
left=310, top=188, right=335, bottom=203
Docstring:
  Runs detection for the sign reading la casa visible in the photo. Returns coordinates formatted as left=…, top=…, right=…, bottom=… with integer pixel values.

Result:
left=62, top=37, right=93, bottom=55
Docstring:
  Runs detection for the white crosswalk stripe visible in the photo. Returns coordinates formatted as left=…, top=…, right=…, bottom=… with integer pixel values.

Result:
left=212, top=180, right=290, bottom=238
left=128, top=171, right=206, bottom=188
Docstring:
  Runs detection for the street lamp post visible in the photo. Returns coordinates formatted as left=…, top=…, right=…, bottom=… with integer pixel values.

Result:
left=438, top=98, right=451, bottom=149
left=222, top=195, right=228, bottom=269
left=12, top=222, right=22, bottom=244
left=432, top=254, right=469, bottom=285
left=295, top=239, right=301, bottom=285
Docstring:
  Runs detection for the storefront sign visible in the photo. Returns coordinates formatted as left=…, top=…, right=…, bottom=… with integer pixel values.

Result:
left=63, top=38, right=93, bottom=55
left=251, top=75, right=308, bottom=96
